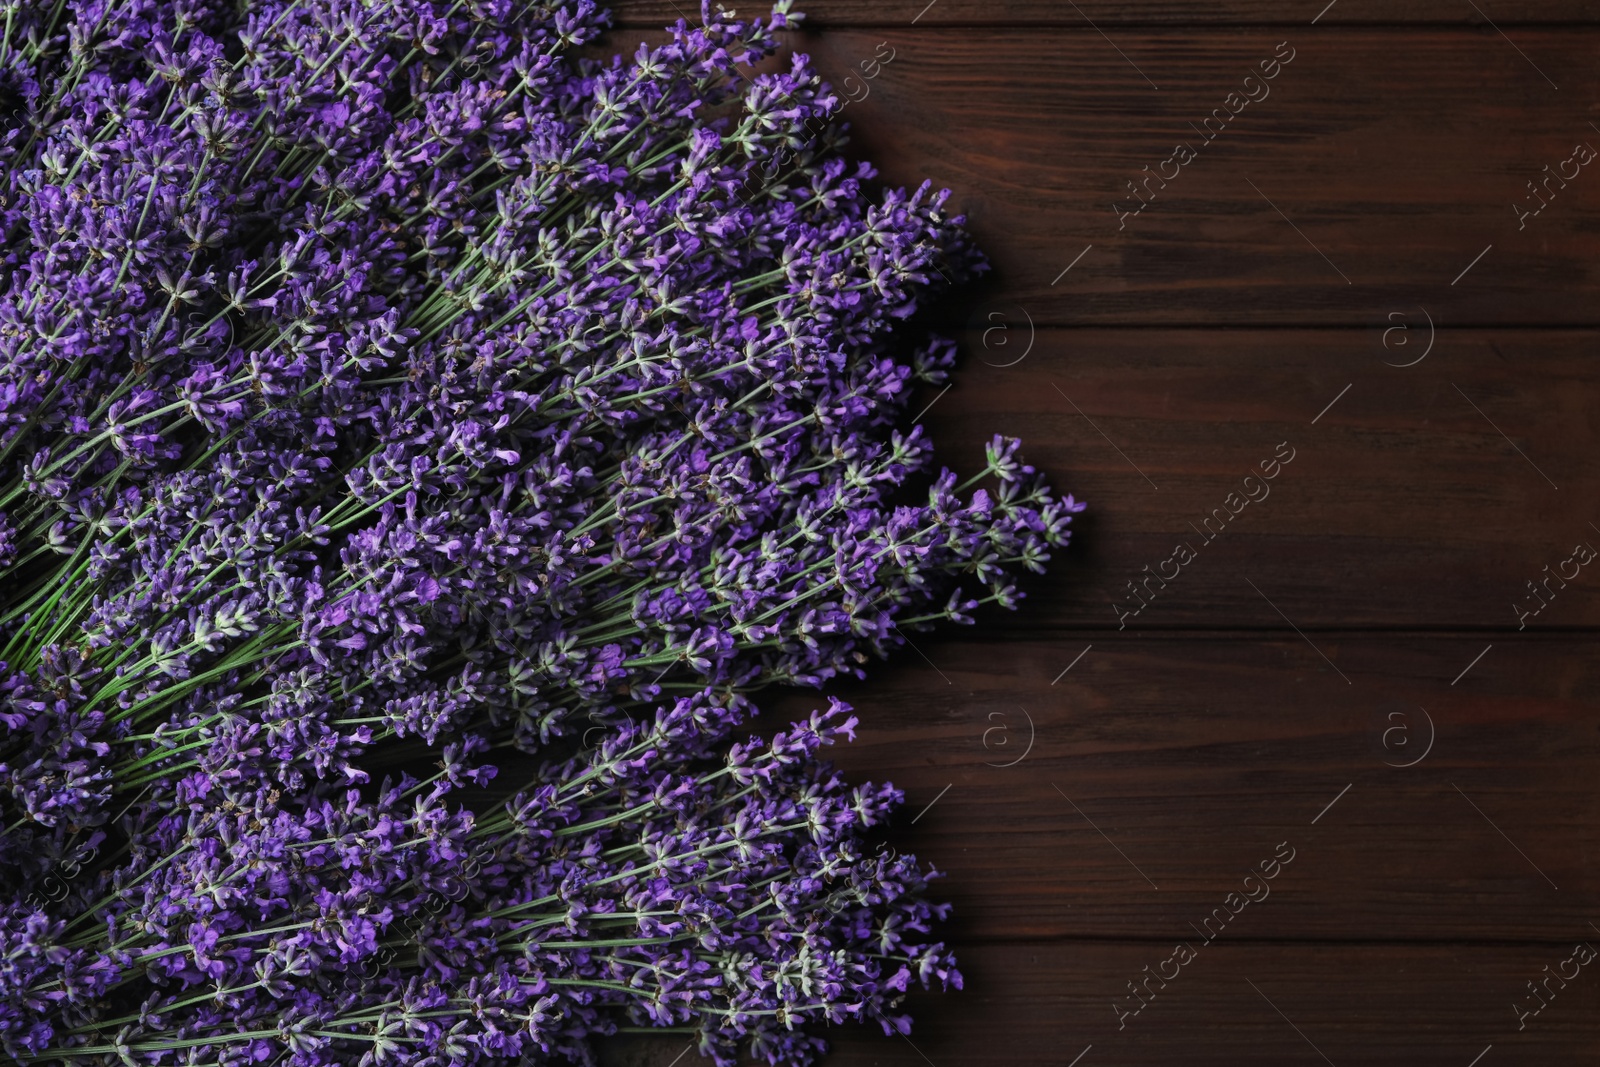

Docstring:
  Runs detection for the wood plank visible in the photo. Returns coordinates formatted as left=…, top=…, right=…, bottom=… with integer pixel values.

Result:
left=637, top=27, right=1600, bottom=325
left=758, top=636, right=1600, bottom=944
left=600, top=941, right=1600, bottom=1065
left=913, top=328, right=1600, bottom=630
left=836, top=941, right=1600, bottom=1066
left=610, top=1, right=1600, bottom=27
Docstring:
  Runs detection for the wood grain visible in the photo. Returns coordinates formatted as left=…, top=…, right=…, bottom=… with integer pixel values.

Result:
left=705, top=28, right=1600, bottom=325
left=611, top=0, right=1600, bottom=27
left=816, top=941, right=1597, bottom=1067
left=917, top=328, right=1600, bottom=630
left=780, top=636, right=1599, bottom=943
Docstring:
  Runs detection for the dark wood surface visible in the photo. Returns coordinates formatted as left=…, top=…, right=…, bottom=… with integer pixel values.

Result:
left=597, top=4, right=1600, bottom=1065
left=613, top=1, right=1600, bottom=26
left=928, top=329, right=1600, bottom=630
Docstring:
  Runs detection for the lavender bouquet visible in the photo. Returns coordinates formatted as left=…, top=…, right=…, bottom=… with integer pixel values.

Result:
left=0, top=1, right=1082, bottom=1063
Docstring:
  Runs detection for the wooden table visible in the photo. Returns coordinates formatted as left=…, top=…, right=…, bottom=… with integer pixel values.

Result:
left=605, top=2, right=1600, bottom=1063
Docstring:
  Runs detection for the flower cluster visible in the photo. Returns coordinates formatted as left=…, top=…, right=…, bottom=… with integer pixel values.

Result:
left=0, top=0, right=1082, bottom=1064
left=14, top=700, right=956, bottom=1066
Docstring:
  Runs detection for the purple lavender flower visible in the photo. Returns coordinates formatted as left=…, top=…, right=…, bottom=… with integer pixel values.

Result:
left=0, top=0, right=1084, bottom=1062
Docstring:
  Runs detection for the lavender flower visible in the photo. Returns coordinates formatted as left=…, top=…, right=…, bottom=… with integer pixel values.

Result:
left=0, top=0, right=1083, bottom=1062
